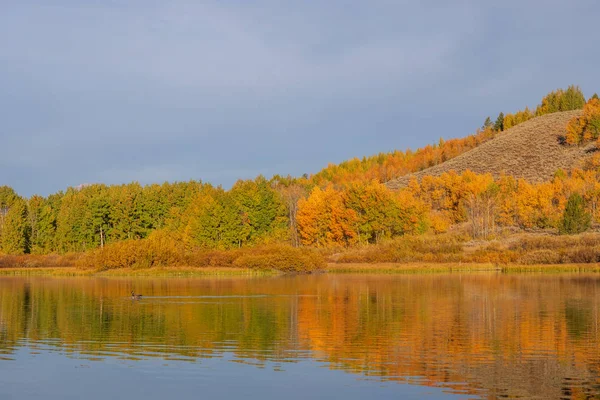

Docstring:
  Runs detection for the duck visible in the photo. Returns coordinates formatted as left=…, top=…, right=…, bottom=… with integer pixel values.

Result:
left=131, top=291, right=142, bottom=300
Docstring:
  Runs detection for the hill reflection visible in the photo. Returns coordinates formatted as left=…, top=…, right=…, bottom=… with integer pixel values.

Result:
left=1, top=274, right=599, bottom=398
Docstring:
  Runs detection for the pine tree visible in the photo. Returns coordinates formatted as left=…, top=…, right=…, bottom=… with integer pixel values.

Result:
left=559, top=193, right=591, bottom=234
left=482, top=116, right=493, bottom=130
left=494, top=112, right=504, bottom=131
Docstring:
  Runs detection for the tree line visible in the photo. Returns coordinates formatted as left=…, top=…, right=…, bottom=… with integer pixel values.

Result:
left=1, top=86, right=598, bottom=255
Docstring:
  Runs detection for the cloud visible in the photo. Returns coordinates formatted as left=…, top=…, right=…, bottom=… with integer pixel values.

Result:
left=1, top=1, right=599, bottom=197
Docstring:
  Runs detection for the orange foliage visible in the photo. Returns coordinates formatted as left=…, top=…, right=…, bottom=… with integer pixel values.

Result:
left=296, top=186, right=358, bottom=247
left=566, top=98, right=600, bottom=145
left=310, top=127, right=498, bottom=186
left=76, top=231, right=326, bottom=273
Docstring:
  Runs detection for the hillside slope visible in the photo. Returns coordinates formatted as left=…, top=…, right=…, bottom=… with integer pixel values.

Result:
left=386, top=110, right=590, bottom=189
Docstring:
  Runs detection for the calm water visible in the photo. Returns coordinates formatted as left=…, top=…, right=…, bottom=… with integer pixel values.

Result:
left=1, top=274, right=599, bottom=399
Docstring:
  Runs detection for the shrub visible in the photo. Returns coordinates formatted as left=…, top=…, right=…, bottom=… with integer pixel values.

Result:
left=0, top=253, right=81, bottom=268
left=76, top=233, right=325, bottom=273
left=76, top=231, right=185, bottom=271
left=336, top=234, right=465, bottom=263
left=559, top=193, right=591, bottom=235
left=232, top=245, right=325, bottom=273
left=518, top=250, right=561, bottom=265
left=561, top=247, right=600, bottom=264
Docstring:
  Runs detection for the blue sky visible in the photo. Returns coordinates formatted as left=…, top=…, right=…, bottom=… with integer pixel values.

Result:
left=1, top=1, right=599, bottom=197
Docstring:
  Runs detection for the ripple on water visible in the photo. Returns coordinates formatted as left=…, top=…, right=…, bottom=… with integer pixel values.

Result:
left=0, top=273, right=599, bottom=399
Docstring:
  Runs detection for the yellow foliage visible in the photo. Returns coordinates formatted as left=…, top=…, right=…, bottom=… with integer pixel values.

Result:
left=566, top=98, right=600, bottom=145
left=296, top=186, right=358, bottom=247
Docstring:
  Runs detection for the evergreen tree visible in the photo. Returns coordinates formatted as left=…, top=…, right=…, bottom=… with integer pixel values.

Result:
left=559, top=193, right=591, bottom=235
left=482, top=116, right=493, bottom=130
left=592, top=93, right=599, bottom=101
left=494, top=112, right=504, bottom=131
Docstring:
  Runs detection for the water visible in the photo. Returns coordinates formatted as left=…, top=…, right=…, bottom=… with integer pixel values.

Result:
left=0, top=273, right=599, bottom=399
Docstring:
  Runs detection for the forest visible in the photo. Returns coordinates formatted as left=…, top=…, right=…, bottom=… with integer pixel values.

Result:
left=1, top=86, right=600, bottom=271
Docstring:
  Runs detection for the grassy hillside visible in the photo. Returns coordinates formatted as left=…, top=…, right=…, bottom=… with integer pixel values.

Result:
left=386, top=110, right=590, bottom=189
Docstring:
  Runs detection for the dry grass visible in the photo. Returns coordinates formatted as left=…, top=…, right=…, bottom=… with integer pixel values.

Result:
left=0, top=266, right=273, bottom=277
left=326, top=262, right=499, bottom=274
left=0, top=253, right=82, bottom=269
left=0, top=267, right=87, bottom=276
left=326, top=262, right=600, bottom=274
left=73, top=238, right=326, bottom=274
left=387, top=110, right=590, bottom=189
left=330, top=231, right=600, bottom=268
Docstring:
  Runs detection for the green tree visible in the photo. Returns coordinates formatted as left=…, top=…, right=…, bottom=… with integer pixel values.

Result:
left=592, top=93, right=599, bottom=101
left=494, top=112, right=504, bottom=131
left=536, top=85, right=586, bottom=116
left=560, top=85, right=586, bottom=111
left=0, top=187, right=23, bottom=253
left=1, top=198, right=29, bottom=254
left=559, top=193, right=591, bottom=235
left=228, top=177, right=287, bottom=246
left=343, top=182, right=409, bottom=244
left=482, top=116, right=493, bottom=130
left=27, top=195, right=58, bottom=254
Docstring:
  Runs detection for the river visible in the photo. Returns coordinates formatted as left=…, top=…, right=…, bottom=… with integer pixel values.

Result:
left=0, top=273, right=599, bottom=399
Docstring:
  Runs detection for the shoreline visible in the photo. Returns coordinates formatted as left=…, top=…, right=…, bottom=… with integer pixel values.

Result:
left=1, top=262, right=600, bottom=277
left=326, top=262, right=600, bottom=274
left=0, top=266, right=277, bottom=277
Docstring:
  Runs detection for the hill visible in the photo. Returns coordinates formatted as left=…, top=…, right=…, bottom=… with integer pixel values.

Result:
left=386, top=110, right=590, bottom=189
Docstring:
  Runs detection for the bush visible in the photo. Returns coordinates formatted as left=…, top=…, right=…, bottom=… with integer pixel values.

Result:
left=232, top=245, right=325, bottom=273
left=0, top=253, right=81, bottom=268
left=336, top=234, right=465, bottom=263
left=76, top=231, right=186, bottom=271
left=76, top=232, right=325, bottom=273
left=561, top=247, right=600, bottom=264
left=559, top=193, right=591, bottom=235
left=518, top=249, right=561, bottom=265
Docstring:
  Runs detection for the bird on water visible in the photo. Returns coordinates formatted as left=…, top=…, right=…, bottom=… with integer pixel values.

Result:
left=131, top=291, right=142, bottom=300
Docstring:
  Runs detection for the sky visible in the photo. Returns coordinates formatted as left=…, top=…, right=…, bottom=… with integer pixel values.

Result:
left=1, top=1, right=599, bottom=197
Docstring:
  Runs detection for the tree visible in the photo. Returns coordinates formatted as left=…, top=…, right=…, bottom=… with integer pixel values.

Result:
left=560, top=85, right=586, bottom=111
left=482, top=116, right=493, bottom=130
left=503, top=113, right=516, bottom=130
left=273, top=180, right=307, bottom=247
left=296, top=186, right=357, bottom=247
left=183, top=189, right=229, bottom=249
left=536, top=86, right=586, bottom=116
left=27, top=195, right=58, bottom=254
left=229, top=176, right=288, bottom=246
left=1, top=198, right=29, bottom=254
left=467, top=182, right=499, bottom=239
left=559, top=193, right=591, bottom=234
left=565, top=98, right=600, bottom=145
left=494, top=112, right=505, bottom=131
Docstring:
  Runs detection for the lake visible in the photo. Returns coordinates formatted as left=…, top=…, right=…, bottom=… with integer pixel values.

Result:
left=0, top=273, right=599, bottom=399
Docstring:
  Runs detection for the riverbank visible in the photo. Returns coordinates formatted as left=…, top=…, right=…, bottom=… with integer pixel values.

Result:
left=326, top=262, right=600, bottom=274
left=3, top=231, right=600, bottom=276
left=0, top=266, right=275, bottom=277
left=2, top=262, right=600, bottom=277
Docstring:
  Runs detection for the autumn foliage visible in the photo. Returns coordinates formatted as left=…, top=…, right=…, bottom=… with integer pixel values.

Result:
left=75, top=231, right=325, bottom=273
left=0, top=86, right=598, bottom=270
left=565, top=98, right=600, bottom=145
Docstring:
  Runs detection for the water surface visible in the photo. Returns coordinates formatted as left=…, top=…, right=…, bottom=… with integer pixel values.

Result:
left=1, top=273, right=599, bottom=399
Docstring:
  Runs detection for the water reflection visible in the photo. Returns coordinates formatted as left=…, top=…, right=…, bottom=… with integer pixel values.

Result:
left=1, top=274, right=599, bottom=398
